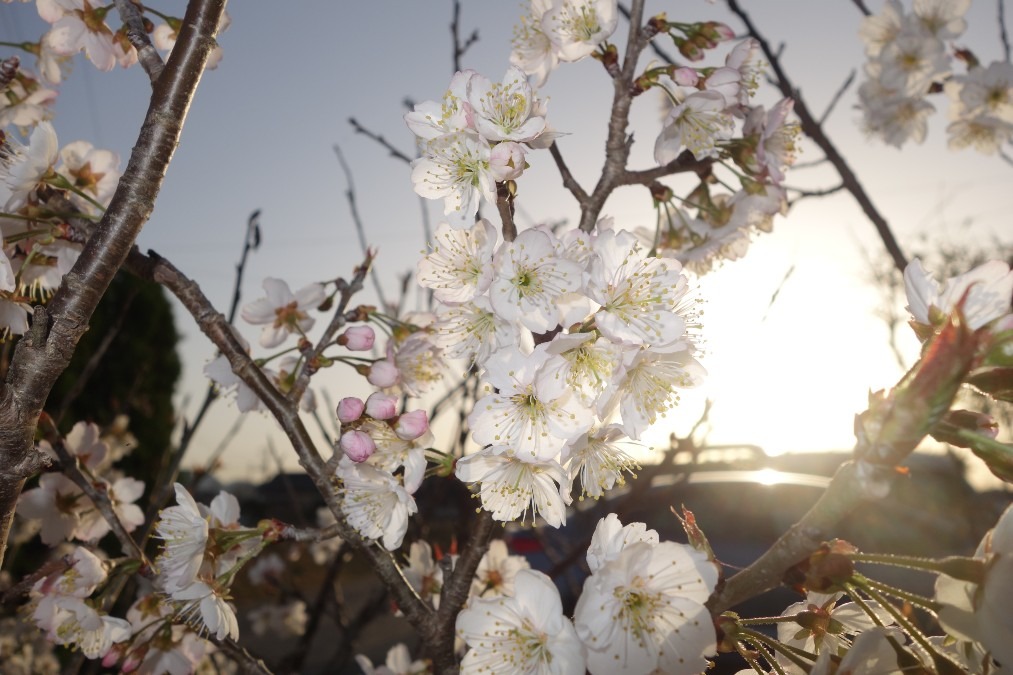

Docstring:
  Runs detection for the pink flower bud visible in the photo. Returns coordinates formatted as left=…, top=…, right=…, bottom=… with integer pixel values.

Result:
left=365, top=392, right=398, bottom=420
left=336, top=397, right=365, bottom=424
left=489, top=141, right=528, bottom=181
left=672, top=67, right=699, bottom=87
left=340, top=429, right=376, bottom=462
left=393, top=409, right=429, bottom=441
left=338, top=325, right=376, bottom=351
left=367, top=360, right=399, bottom=388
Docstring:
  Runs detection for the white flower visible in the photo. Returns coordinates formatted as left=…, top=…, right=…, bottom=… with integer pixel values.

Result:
left=472, top=539, right=531, bottom=598
left=511, top=0, right=558, bottom=87
left=876, top=28, right=950, bottom=97
left=457, top=569, right=586, bottom=675
left=776, top=591, right=895, bottom=674
left=587, top=228, right=692, bottom=351
left=573, top=537, right=718, bottom=675
left=904, top=258, right=1013, bottom=330
left=859, top=77, right=935, bottom=147
left=467, top=66, right=547, bottom=143
left=935, top=504, right=1013, bottom=668
left=356, top=643, right=430, bottom=675
left=810, top=627, right=903, bottom=675
left=584, top=514, right=659, bottom=573
left=947, top=61, right=1013, bottom=124
left=240, top=277, right=325, bottom=348
left=2, top=120, right=59, bottom=211
left=432, top=296, right=527, bottom=365
left=541, top=0, right=618, bottom=62
left=44, top=0, right=126, bottom=71
left=405, top=70, right=475, bottom=141
left=74, top=476, right=145, bottom=543
left=913, top=0, right=970, bottom=40
left=388, top=330, right=446, bottom=397
left=455, top=447, right=569, bottom=527
left=655, top=91, right=734, bottom=163
left=172, top=580, right=239, bottom=641
left=607, top=347, right=706, bottom=440
left=418, top=219, right=498, bottom=304
left=564, top=426, right=640, bottom=500
left=490, top=228, right=582, bottom=333
left=17, top=472, right=84, bottom=545
left=411, top=131, right=495, bottom=219
left=403, top=541, right=443, bottom=608
left=946, top=114, right=1013, bottom=155
left=154, top=484, right=209, bottom=593
left=0, top=73, right=58, bottom=129
left=858, top=0, right=907, bottom=57
left=741, top=98, right=799, bottom=185
left=53, top=139, right=120, bottom=212
left=336, top=458, right=417, bottom=550
left=469, top=346, right=593, bottom=462
left=359, top=418, right=431, bottom=494
left=540, top=333, right=623, bottom=408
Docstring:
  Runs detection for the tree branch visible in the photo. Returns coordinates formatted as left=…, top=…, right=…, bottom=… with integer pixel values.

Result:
left=726, top=0, right=908, bottom=272
left=0, top=0, right=227, bottom=569
left=114, top=0, right=165, bottom=84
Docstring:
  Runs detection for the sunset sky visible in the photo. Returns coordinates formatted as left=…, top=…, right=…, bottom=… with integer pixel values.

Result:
left=2, top=1, right=1010, bottom=482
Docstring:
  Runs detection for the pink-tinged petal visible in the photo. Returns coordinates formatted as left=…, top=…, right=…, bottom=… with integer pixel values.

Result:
left=340, top=430, right=376, bottom=462
left=339, top=325, right=375, bottom=351
left=364, top=392, right=398, bottom=420
left=261, top=277, right=295, bottom=307
left=337, top=397, right=365, bottom=424
left=393, top=410, right=429, bottom=441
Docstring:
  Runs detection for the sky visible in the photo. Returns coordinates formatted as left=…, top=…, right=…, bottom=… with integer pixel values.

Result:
left=1, top=1, right=1011, bottom=483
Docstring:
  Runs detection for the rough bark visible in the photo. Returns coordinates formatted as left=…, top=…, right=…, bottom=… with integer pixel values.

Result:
left=0, top=0, right=228, bottom=568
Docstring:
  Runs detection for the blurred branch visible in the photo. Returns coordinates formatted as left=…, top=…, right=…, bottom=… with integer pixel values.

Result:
left=1001, top=0, right=1012, bottom=62
left=347, top=117, right=413, bottom=164
left=850, top=0, right=872, bottom=17
left=819, top=69, right=856, bottom=126
left=726, top=0, right=908, bottom=272
left=548, top=142, right=588, bottom=203
left=450, top=0, right=479, bottom=72
left=332, top=144, right=390, bottom=311
left=785, top=182, right=845, bottom=206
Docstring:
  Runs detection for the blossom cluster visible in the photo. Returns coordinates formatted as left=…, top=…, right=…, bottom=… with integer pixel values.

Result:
left=0, top=121, right=121, bottom=337
left=18, top=421, right=143, bottom=546
left=414, top=217, right=704, bottom=527
left=858, top=0, right=1013, bottom=153
left=456, top=515, right=720, bottom=675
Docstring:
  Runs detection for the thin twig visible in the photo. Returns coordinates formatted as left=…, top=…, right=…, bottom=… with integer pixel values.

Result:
left=450, top=0, right=479, bottom=73
left=850, top=0, right=872, bottom=17
left=726, top=0, right=908, bottom=272
left=114, top=0, right=165, bottom=83
left=785, top=182, right=846, bottom=205
left=41, top=425, right=150, bottom=567
left=209, top=636, right=274, bottom=675
left=347, top=117, right=413, bottom=164
left=332, top=143, right=390, bottom=311
left=496, top=182, right=517, bottom=242
left=818, top=69, right=856, bottom=126
left=1001, top=0, right=1012, bottom=62
left=548, top=142, right=589, bottom=203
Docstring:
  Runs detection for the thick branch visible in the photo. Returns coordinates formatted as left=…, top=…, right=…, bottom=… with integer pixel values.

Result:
left=0, top=0, right=226, bottom=569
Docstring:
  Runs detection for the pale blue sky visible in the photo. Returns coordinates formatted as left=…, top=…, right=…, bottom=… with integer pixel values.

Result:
left=2, top=1, right=1011, bottom=480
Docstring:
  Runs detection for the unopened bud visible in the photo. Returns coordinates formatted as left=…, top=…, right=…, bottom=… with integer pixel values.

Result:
left=700, top=21, right=735, bottom=42
left=366, top=360, right=399, bottom=388
left=804, top=540, right=858, bottom=593
left=338, top=325, right=376, bottom=351
left=393, top=409, right=429, bottom=441
left=339, top=429, right=376, bottom=462
left=336, top=397, right=364, bottom=424
left=365, top=392, right=398, bottom=420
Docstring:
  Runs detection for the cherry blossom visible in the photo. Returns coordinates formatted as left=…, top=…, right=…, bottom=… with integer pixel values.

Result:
left=404, top=70, right=475, bottom=141
left=240, top=277, right=325, bottom=348
left=57, top=139, right=120, bottom=208
left=467, top=66, right=547, bottom=143
left=541, top=0, right=618, bottom=63
left=468, top=346, right=592, bottom=462
left=417, top=219, right=498, bottom=304
left=456, top=569, right=585, bottom=674
left=1, top=120, right=59, bottom=211
left=510, top=0, right=558, bottom=87
left=471, top=539, right=531, bottom=598
left=904, top=258, right=1013, bottom=331
left=573, top=525, right=718, bottom=675
left=455, top=448, right=569, bottom=526
left=356, top=643, right=430, bottom=675
left=336, top=457, right=418, bottom=550
left=154, top=484, right=210, bottom=594
left=410, top=131, right=495, bottom=220
left=489, top=227, right=582, bottom=333
left=173, top=580, right=239, bottom=641
left=655, top=90, right=734, bottom=163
